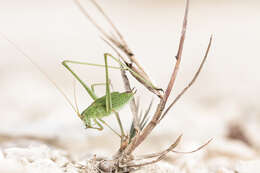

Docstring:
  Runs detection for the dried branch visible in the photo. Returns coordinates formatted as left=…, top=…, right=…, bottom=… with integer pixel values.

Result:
left=160, top=35, right=213, bottom=121
left=124, top=0, right=190, bottom=154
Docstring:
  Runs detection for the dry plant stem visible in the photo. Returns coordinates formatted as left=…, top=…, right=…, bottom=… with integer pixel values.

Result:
left=124, top=0, right=190, bottom=155
left=160, top=35, right=213, bottom=121
left=74, top=0, right=163, bottom=98
left=126, top=135, right=182, bottom=168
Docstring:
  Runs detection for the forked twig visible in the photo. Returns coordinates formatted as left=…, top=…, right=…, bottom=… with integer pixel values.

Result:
left=160, top=35, right=213, bottom=121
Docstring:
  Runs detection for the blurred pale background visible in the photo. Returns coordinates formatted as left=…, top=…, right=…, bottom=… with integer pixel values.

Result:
left=0, top=0, right=259, bottom=156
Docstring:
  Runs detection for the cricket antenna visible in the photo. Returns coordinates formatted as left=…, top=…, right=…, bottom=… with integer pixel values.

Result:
left=0, top=32, right=80, bottom=118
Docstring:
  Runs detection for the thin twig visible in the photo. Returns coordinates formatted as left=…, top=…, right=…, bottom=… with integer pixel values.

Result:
left=160, top=35, right=213, bottom=121
left=162, top=0, right=189, bottom=103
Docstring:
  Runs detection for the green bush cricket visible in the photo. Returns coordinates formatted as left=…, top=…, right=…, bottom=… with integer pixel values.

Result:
left=1, top=34, right=153, bottom=138
left=62, top=53, right=139, bottom=138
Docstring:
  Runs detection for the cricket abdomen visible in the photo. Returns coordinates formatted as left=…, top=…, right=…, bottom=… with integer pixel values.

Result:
left=81, top=91, right=134, bottom=121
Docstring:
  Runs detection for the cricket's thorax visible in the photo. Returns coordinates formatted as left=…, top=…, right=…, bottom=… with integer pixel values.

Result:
left=81, top=91, right=134, bottom=120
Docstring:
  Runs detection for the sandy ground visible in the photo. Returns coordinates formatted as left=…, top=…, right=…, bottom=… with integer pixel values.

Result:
left=0, top=0, right=260, bottom=172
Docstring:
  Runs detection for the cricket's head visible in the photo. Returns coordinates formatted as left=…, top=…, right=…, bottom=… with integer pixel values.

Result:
left=79, top=109, right=91, bottom=128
